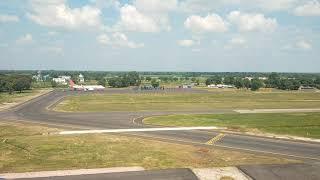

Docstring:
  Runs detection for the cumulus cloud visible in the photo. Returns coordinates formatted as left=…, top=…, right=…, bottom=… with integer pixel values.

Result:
left=178, top=39, right=197, bottom=47
left=116, top=0, right=175, bottom=33
left=184, top=14, right=228, bottom=33
left=0, top=14, right=19, bottom=23
left=16, top=34, right=33, bottom=44
left=97, top=32, right=144, bottom=48
left=179, top=0, right=298, bottom=13
left=294, top=1, right=320, bottom=16
left=27, top=0, right=103, bottom=30
left=227, top=11, right=277, bottom=32
left=134, top=0, right=177, bottom=13
left=116, top=5, right=160, bottom=32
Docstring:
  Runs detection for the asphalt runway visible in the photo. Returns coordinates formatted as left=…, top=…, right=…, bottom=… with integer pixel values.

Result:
left=16, top=169, right=199, bottom=180
left=2, top=89, right=320, bottom=164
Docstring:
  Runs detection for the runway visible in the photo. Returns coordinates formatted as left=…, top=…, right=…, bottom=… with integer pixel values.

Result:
left=2, top=89, right=320, bottom=164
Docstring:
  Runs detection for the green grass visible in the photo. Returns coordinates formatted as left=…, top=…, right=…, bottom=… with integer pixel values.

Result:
left=144, top=113, right=320, bottom=139
left=0, top=89, right=50, bottom=105
left=0, top=121, right=295, bottom=173
left=55, top=91, right=320, bottom=112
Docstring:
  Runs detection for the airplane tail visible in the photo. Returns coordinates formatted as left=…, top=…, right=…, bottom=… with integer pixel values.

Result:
left=69, top=80, right=75, bottom=88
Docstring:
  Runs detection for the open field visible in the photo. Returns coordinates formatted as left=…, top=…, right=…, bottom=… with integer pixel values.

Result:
left=0, top=121, right=295, bottom=173
left=0, top=89, right=51, bottom=111
left=144, top=113, right=320, bottom=139
left=55, top=90, right=320, bottom=112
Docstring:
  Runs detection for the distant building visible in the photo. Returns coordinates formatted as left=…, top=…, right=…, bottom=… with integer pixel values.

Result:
left=244, top=77, right=253, bottom=81
left=32, top=71, right=42, bottom=82
left=43, top=74, right=50, bottom=81
left=208, top=84, right=234, bottom=89
left=52, top=76, right=71, bottom=85
left=299, top=86, right=316, bottom=90
left=79, top=74, right=84, bottom=83
left=179, top=85, right=192, bottom=89
left=258, top=77, right=268, bottom=80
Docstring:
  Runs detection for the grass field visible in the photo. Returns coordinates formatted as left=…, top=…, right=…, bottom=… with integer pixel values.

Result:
left=55, top=91, right=320, bottom=112
left=0, top=121, right=295, bottom=173
left=144, top=113, right=320, bottom=139
left=0, top=89, right=51, bottom=110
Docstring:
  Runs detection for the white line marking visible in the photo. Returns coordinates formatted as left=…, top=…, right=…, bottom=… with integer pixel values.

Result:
left=235, top=108, right=320, bottom=114
left=59, top=127, right=224, bottom=135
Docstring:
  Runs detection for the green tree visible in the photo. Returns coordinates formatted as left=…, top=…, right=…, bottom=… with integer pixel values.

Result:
left=13, top=76, right=32, bottom=93
left=266, top=72, right=280, bottom=88
left=224, top=76, right=235, bottom=85
left=145, top=77, right=152, bottom=81
left=205, top=76, right=222, bottom=85
left=243, top=79, right=251, bottom=89
left=234, top=78, right=244, bottom=89
left=51, top=80, right=58, bottom=88
left=250, top=79, right=263, bottom=91
left=97, top=78, right=106, bottom=87
left=151, top=79, right=160, bottom=88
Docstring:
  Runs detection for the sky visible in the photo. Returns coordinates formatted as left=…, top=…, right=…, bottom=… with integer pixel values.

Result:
left=0, top=0, right=319, bottom=72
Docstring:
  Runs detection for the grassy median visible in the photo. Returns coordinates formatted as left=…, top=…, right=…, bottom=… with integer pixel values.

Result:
left=55, top=91, right=320, bottom=112
left=0, top=89, right=51, bottom=110
left=0, top=121, right=296, bottom=173
left=144, top=113, right=320, bottom=139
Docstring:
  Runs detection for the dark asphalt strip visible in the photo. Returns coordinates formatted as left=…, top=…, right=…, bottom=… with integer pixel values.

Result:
left=5, top=89, right=320, bottom=164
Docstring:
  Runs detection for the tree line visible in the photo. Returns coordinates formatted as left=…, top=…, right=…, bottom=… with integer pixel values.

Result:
left=107, top=72, right=141, bottom=88
left=0, top=74, right=32, bottom=94
left=205, top=72, right=320, bottom=91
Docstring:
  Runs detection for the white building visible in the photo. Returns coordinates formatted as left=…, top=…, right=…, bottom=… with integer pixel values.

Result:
left=32, top=71, right=42, bottom=82
left=208, top=84, right=234, bottom=89
left=52, top=76, right=71, bottom=85
left=79, top=74, right=84, bottom=83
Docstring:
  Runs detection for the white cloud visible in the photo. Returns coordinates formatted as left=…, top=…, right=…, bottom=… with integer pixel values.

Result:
left=227, top=11, right=277, bottom=32
left=97, top=34, right=110, bottom=44
left=97, top=32, right=144, bottom=48
left=294, top=1, right=320, bottom=16
left=178, top=39, right=197, bottom=47
left=0, top=14, right=19, bottom=23
left=16, top=34, right=33, bottom=44
left=179, top=0, right=298, bottom=13
left=27, top=0, right=103, bottom=30
left=296, top=40, right=312, bottom=50
left=134, top=0, right=177, bottom=13
left=116, top=1, right=175, bottom=33
left=184, top=14, right=228, bottom=33
left=117, top=4, right=160, bottom=32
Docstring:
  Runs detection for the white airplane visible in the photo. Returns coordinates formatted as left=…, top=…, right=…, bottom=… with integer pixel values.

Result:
left=69, top=80, right=105, bottom=91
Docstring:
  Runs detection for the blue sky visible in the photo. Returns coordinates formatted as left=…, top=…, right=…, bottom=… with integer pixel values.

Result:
left=0, top=0, right=319, bottom=72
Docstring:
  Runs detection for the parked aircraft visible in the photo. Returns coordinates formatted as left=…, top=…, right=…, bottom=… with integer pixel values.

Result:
left=69, top=80, right=105, bottom=91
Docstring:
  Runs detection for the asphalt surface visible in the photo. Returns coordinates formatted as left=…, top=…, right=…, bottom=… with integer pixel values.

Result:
left=239, top=163, right=320, bottom=180
left=16, top=169, right=199, bottom=180
left=1, top=89, right=320, bottom=179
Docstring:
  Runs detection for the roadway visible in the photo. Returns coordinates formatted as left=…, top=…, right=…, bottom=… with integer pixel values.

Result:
left=2, top=89, right=320, bottom=164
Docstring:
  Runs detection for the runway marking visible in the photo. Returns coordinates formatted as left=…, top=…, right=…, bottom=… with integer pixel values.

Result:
left=205, top=133, right=225, bottom=145
left=59, top=127, right=222, bottom=135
